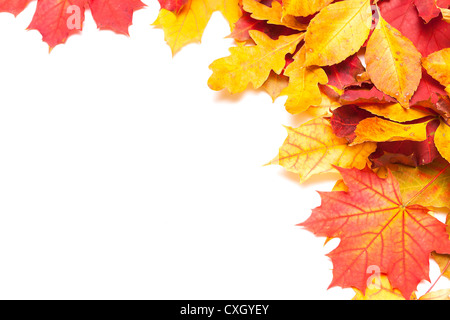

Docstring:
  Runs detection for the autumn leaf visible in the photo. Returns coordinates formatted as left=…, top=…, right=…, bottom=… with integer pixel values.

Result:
left=379, top=0, right=450, bottom=56
left=0, top=0, right=33, bottom=16
left=27, top=0, right=87, bottom=49
left=351, top=117, right=429, bottom=145
left=419, top=289, right=450, bottom=300
left=153, top=0, right=215, bottom=55
left=435, top=120, right=450, bottom=162
left=422, top=48, right=450, bottom=95
left=391, top=157, right=450, bottom=210
left=282, top=0, right=333, bottom=18
left=158, top=0, right=188, bottom=13
left=242, top=0, right=306, bottom=31
left=208, top=31, right=304, bottom=94
left=303, top=0, right=372, bottom=66
left=269, top=117, right=376, bottom=183
left=371, top=119, right=441, bottom=167
left=25, top=0, right=144, bottom=48
left=88, top=0, right=145, bottom=35
left=340, top=85, right=397, bottom=105
left=301, top=166, right=450, bottom=298
left=352, top=275, right=411, bottom=300
left=323, top=54, right=365, bottom=91
left=281, top=47, right=328, bottom=114
left=359, top=103, right=432, bottom=123
left=365, top=16, right=422, bottom=107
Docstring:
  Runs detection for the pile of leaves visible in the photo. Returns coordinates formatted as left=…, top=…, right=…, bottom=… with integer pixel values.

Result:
left=2, top=0, right=450, bottom=300
left=154, top=0, right=450, bottom=300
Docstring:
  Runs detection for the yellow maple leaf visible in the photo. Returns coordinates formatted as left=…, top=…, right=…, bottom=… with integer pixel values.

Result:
left=242, top=0, right=306, bottom=31
left=208, top=31, right=304, bottom=94
left=269, top=117, right=376, bottom=183
left=153, top=0, right=242, bottom=56
left=282, top=0, right=333, bottom=17
left=303, top=0, right=372, bottom=66
left=365, top=17, right=422, bottom=108
left=152, top=0, right=215, bottom=55
left=281, top=47, right=328, bottom=114
left=351, top=117, right=429, bottom=145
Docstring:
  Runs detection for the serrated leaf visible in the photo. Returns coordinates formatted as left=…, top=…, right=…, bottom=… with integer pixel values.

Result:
left=208, top=31, right=304, bottom=94
left=269, top=117, right=376, bottom=183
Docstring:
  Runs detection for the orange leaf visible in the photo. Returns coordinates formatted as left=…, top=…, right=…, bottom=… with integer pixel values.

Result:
left=301, top=166, right=450, bottom=298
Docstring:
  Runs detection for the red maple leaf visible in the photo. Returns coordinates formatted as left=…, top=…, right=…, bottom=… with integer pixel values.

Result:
left=300, top=166, right=450, bottom=298
left=7, top=0, right=144, bottom=48
left=0, top=0, right=32, bottom=16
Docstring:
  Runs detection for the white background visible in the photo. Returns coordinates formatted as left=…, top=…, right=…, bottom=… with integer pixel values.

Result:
left=0, top=1, right=446, bottom=300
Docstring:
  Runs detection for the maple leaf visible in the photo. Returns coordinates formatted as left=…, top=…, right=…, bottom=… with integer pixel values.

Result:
left=26, top=0, right=144, bottom=48
left=88, top=0, right=145, bottom=35
left=27, top=0, right=87, bottom=48
left=365, top=16, right=422, bottom=107
left=303, top=0, right=373, bottom=66
left=301, top=166, right=450, bottom=298
left=0, top=0, right=33, bottom=16
left=208, top=31, right=304, bottom=94
left=153, top=0, right=241, bottom=55
left=269, top=117, right=376, bottom=183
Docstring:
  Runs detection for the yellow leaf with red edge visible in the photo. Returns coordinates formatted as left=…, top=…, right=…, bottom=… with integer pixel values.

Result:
left=282, top=0, right=333, bottom=17
left=208, top=31, right=304, bottom=94
left=351, top=117, right=429, bottom=145
left=303, top=0, right=372, bottom=66
left=366, top=17, right=422, bottom=107
left=269, top=117, right=376, bottom=183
